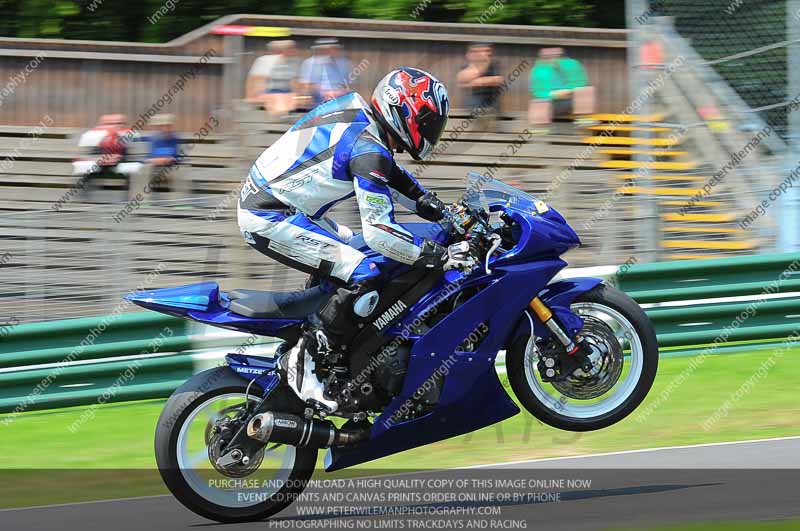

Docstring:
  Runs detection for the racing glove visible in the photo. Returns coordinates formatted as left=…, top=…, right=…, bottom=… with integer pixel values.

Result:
left=416, top=191, right=447, bottom=222
left=414, top=240, right=477, bottom=272
left=442, top=241, right=478, bottom=272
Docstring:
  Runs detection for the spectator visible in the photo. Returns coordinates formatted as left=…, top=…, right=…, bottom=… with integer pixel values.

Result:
left=529, top=47, right=595, bottom=130
left=72, top=114, right=141, bottom=201
left=299, top=38, right=351, bottom=105
left=640, top=39, right=664, bottom=70
left=457, top=43, right=504, bottom=129
left=261, top=40, right=302, bottom=119
left=246, top=41, right=281, bottom=102
left=136, top=113, right=184, bottom=201
left=146, top=113, right=180, bottom=168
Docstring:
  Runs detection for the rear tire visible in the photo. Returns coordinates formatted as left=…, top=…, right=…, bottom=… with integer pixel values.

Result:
left=507, top=283, right=658, bottom=432
left=155, top=367, right=317, bottom=523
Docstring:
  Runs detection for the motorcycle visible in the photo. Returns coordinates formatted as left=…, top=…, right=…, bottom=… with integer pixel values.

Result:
left=128, top=173, right=658, bottom=522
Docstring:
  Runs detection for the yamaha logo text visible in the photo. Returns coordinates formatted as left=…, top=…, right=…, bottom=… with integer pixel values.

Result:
left=373, top=300, right=408, bottom=330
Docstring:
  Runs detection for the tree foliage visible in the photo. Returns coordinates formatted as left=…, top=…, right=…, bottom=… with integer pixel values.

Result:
left=0, top=0, right=622, bottom=42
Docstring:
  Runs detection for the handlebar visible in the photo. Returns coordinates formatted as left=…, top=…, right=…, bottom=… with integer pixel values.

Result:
left=442, top=201, right=499, bottom=274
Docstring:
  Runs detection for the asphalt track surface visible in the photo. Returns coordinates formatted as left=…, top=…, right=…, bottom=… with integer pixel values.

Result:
left=4, top=436, right=800, bottom=531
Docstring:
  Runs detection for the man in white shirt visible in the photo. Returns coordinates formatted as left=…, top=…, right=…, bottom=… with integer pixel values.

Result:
left=245, top=41, right=280, bottom=102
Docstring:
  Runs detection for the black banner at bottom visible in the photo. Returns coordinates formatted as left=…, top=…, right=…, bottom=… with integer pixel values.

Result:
left=1, top=469, right=799, bottom=531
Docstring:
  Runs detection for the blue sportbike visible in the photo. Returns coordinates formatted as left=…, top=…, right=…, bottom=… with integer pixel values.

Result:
left=128, top=174, right=658, bottom=522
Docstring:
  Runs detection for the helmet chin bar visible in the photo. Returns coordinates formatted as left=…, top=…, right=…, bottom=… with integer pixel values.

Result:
left=389, top=106, right=420, bottom=157
left=370, top=96, right=421, bottom=159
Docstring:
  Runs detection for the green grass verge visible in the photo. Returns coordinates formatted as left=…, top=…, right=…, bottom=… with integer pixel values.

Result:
left=1, top=349, right=799, bottom=509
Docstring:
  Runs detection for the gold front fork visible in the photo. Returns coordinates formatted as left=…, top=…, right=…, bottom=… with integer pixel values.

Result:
left=528, top=297, right=553, bottom=322
left=528, top=297, right=577, bottom=353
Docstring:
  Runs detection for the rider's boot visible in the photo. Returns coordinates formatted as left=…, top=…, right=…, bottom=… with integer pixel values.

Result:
left=286, top=280, right=380, bottom=412
left=306, top=279, right=380, bottom=360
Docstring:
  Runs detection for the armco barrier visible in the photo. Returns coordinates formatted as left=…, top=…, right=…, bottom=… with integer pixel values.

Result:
left=616, top=252, right=800, bottom=304
left=0, top=354, right=196, bottom=414
left=648, top=298, right=800, bottom=348
left=612, top=252, right=800, bottom=349
left=2, top=252, right=800, bottom=415
left=0, top=312, right=191, bottom=369
left=0, top=312, right=277, bottom=414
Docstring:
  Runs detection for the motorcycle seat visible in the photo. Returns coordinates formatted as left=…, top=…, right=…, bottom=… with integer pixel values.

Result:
left=227, top=285, right=330, bottom=319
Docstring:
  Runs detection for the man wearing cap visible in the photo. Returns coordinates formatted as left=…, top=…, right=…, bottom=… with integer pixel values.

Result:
left=457, top=43, right=504, bottom=130
left=299, top=38, right=351, bottom=105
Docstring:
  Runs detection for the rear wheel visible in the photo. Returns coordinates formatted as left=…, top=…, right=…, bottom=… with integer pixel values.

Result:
left=155, top=367, right=317, bottom=523
left=507, top=284, right=658, bottom=431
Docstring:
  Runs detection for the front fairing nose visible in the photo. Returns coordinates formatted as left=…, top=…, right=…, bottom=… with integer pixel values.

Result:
left=554, top=211, right=581, bottom=248
left=497, top=205, right=581, bottom=263
left=539, top=206, right=581, bottom=248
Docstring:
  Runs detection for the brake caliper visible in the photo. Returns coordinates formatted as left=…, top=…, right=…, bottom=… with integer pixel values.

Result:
left=536, top=337, right=591, bottom=383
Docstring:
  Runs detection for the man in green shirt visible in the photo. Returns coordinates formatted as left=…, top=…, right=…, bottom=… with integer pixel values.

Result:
left=529, top=47, right=595, bottom=128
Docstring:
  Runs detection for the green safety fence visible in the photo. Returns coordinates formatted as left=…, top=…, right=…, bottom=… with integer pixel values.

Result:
left=0, top=353, right=196, bottom=413
left=2, top=252, right=800, bottom=415
left=0, top=312, right=277, bottom=414
left=0, top=312, right=191, bottom=369
left=615, top=252, right=800, bottom=349
left=648, top=298, right=800, bottom=348
left=617, top=252, right=800, bottom=304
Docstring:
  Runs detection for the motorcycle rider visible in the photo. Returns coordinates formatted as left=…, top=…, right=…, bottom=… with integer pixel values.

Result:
left=238, top=67, right=476, bottom=368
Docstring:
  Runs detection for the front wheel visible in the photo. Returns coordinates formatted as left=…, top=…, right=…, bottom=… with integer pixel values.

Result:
left=155, top=367, right=317, bottom=523
left=507, top=283, right=658, bottom=432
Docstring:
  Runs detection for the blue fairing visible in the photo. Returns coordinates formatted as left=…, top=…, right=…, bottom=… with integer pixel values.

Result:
left=125, top=282, right=303, bottom=337
left=325, top=258, right=569, bottom=471
left=507, top=277, right=604, bottom=346
left=126, top=281, right=219, bottom=314
left=323, top=193, right=602, bottom=469
left=493, top=206, right=580, bottom=265
left=129, top=175, right=609, bottom=472
left=226, top=353, right=281, bottom=396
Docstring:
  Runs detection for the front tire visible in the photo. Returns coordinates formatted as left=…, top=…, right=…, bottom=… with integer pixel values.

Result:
left=155, top=367, right=317, bottom=523
left=507, top=283, right=658, bottom=432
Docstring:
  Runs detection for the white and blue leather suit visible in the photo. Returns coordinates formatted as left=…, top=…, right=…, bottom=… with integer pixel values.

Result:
left=237, top=92, right=442, bottom=287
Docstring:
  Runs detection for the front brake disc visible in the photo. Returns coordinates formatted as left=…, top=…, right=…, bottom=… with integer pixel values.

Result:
left=552, top=317, right=624, bottom=400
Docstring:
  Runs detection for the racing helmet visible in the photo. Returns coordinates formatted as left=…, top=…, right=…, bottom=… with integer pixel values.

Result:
left=370, top=67, right=450, bottom=161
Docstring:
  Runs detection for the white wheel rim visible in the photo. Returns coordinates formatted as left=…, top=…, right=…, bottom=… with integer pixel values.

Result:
left=523, top=302, right=644, bottom=420
left=176, top=393, right=296, bottom=508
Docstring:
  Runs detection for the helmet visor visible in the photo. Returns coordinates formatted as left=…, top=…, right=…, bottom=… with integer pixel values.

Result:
left=415, top=106, right=447, bottom=147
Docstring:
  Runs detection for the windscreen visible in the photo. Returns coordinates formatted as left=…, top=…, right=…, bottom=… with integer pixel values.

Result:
left=463, top=172, right=540, bottom=211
